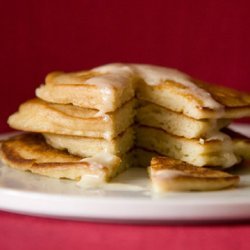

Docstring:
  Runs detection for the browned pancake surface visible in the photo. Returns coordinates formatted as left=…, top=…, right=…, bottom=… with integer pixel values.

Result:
left=0, top=133, right=112, bottom=180
left=193, top=79, right=250, bottom=108
left=149, top=156, right=239, bottom=191
left=151, top=156, right=235, bottom=178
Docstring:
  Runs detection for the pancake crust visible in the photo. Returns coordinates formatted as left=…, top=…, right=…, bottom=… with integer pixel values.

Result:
left=193, top=79, right=250, bottom=108
left=149, top=156, right=239, bottom=192
left=0, top=133, right=122, bottom=182
left=36, top=69, right=135, bottom=112
left=8, top=98, right=136, bottom=139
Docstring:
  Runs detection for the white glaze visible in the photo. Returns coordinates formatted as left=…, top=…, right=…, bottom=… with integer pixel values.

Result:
left=131, top=64, right=222, bottom=110
left=93, top=110, right=110, bottom=122
left=151, top=169, right=189, bottom=180
left=103, top=131, right=112, bottom=140
left=199, top=138, right=205, bottom=144
left=93, top=63, right=223, bottom=110
left=205, top=131, right=230, bottom=142
left=55, top=63, right=224, bottom=111
left=88, top=63, right=134, bottom=88
left=205, top=131, right=238, bottom=168
left=80, top=152, right=120, bottom=170
left=77, top=173, right=105, bottom=188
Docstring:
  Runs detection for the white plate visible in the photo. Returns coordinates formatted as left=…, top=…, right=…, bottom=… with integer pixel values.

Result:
left=0, top=124, right=250, bottom=223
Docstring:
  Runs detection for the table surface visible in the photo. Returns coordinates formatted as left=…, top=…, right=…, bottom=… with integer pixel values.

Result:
left=1, top=210, right=250, bottom=250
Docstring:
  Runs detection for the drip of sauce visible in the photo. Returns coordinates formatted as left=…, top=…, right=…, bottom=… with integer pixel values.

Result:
left=87, top=64, right=134, bottom=89
left=55, top=63, right=225, bottom=113
left=77, top=153, right=121, bottom=188
left=199, top=138, right=205, bottom=144
left=151, top=169, right=188, bottom=180
left=93, top=63, right=223, bottom=111
left=198, top=130, right=238, bottom=168
left=205, top=132, right=229, bottom=142
left=80, top=153, right=120, bottom=170
left=93, top=110, right=110, bottom=122
left=103, top=131, right=112, bottom=140
left=77, top=174, right=105, bottom=188
left=131, top=64, right=223, bottom=110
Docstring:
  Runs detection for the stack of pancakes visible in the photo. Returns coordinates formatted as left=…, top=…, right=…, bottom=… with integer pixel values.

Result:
left=1, top=63, right=250, bottom=187
left=3, top=65, right=138, bottom=184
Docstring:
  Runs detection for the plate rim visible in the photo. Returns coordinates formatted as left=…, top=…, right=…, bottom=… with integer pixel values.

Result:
left=0, top=123, right=250, bottom=222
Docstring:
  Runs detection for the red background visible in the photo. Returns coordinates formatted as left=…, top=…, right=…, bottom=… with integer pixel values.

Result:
left=1, top=0, right=250, bottom=132
left=1, top=1, right=250, bottom=249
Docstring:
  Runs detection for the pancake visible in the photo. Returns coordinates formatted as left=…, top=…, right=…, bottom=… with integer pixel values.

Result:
left=224, top=128, right=250, bottom=160
left=133, top=63, right=250, bottom=119
left=149, top=156, right=239, bottom=192
left=5, top=63, right=250, bottom=182
left=136, top=101, right=230, bottom=139
left=137, top=80, right=250, bottom=120
left=8, top=98, right=136, bottom=140
left=135, top=126, right=240, bottom=168
left=43, top=127, right=134, bottom=158
left=0, top=133, right=132, bottom=184
left=36, top=66, right=135, bottom=112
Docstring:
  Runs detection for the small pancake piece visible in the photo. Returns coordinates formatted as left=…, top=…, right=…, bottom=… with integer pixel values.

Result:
left=137, top=81, right=250, bottom=120
left=0, top=133, right=123, bottom=184
left=43, top=127, right=134, bottom=158
left=36, top=67, right=135, bottom=112
left=136, top=101, right=230, bottom=139
left=136, top=126, right=239, bottom=168
left=149, top=156, right=240, bottom=192
left=8, top=98, right=136, bottom=139
left=224, top=127, right=250, bottom=160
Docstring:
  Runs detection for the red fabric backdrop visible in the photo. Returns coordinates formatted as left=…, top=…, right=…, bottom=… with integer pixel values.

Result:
left=1, top=0, right=250, bottom=132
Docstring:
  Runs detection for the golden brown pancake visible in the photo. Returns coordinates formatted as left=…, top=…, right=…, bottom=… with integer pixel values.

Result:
left=43, top=126, right=134, bottom=158
left=223, top=127, right=250, bottom=160
left=193, top=79, right=250, bottom=108
left=8, top=98, right=136, bottom=139
left=36, top=68, right=135, bottom=113
left=0, top=133, right=124, bottom=182
left=137, top=80, right=250, bottom=120
left=136, top=126, right=240, bottom=168
left=149, top=156, right=240, bottom=192
left=136, top=101, right=230, bottom=139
